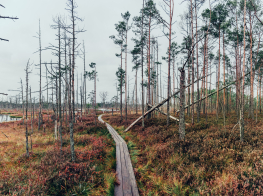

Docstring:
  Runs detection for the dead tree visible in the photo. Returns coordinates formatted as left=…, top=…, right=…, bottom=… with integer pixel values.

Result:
left=179, top=68, right=186, bottom=139
left=25, top=60, right=32, bottom=157
left=20, top=79, right=24, bottom=124
left=34, top=20, right=43, bottom=131
left=0, top=4, right=18, bottom=41
left=100, top=92, right=108, bottom=111
left=30, top=87, right=33, bottom=151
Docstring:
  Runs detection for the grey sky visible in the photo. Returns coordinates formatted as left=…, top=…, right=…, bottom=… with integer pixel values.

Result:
left=0, top=0, right=203, bottom=103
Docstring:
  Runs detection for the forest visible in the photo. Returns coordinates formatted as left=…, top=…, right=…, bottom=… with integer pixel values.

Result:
left=1, top=0, right=263, bottom=195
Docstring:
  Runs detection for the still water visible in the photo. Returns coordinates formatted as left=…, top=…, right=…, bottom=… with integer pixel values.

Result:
left=0, top=115, right=22, bottom=123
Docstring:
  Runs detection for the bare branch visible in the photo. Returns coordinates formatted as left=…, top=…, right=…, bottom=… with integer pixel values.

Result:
left=0, top=15, right=18, bottom=20
left=0, top=38, right=9, bottom=41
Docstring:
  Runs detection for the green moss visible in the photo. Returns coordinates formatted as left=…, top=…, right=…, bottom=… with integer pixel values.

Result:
left=10, top=115, right=22, bottom=118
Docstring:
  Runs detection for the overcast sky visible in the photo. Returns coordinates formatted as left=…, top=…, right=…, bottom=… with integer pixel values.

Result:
left=0, top=0, right=195, bottom=103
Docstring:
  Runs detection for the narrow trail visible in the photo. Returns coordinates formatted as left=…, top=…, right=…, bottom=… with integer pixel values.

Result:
left=98, top=114, right=139, bottom=196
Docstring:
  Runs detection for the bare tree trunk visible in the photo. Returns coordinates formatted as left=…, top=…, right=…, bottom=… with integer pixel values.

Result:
left=156, top=41, right=159, bottom=111
left=136, top=68, right=138, bottom=114
left=38, top=20, right=42, bottom=131
left=179, top=68, right=185, bottom=139
left=147, top=15, right=152, bottom=119
left=21, top=79, right=24, bottom=125
left=83, top=41, right=87, bottom=117
left=120, top=33, right=123, bottom=121
left=167, top=0, right=174, bottom=127
left=260, top=72, right=262, bottom=113
left=187, top=63, right=190, bottom=116
left=64, top=32, right=68, bottom=125
left=46, top=64, right=48, bottom=115
left=206, top=35, right=209, bottom=122
left=223, top=32, right=226, bottom=129
left=141, top=0, right=145, bottom=128
left=195, top=0, right=200, bottom=123
left=70, top=0, right=76, bottom=162
left=216, top=25, right=221, bottom=121
left=25, top=61, right=30, bottom=157
left=125, top=27, right=128, bottom=121
left=30, top=87, right=33, bottom=151
left=190, top=0, right=194, bottom=125
left=249, top=11, right=254, bottom=120
left=71, top=2, right=76, bottom=125
left=58, top=18, right=63, bottom=153
left=236, top=11, right=240, bottom=118
left=240, top=0, right=247, bottom=142
left=256, top=78, right=259, bottom=122
left=94, top=66, right=97, bottom=126
left=77, top=73, right=79, bottom=113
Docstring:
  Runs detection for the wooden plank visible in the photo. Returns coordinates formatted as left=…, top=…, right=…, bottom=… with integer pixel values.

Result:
left=108, top=125, right=125, bottom=143
left=115, top=142, right=123, bottom=196
left=99, top=114, right=139, bottom=196
left=119, top=142, right=133, bottom=196
left=123, top=143, right=140, bottom=196
left=109, top=126, right=123, bottom=143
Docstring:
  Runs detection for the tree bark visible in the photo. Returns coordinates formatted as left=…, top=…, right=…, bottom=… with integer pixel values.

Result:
left=179, top=68, right=186, bottom=139
left=191, top=0, right=195, bottom=125
left=249, top=11, right=254, bottom=119
left=240, top=0, right=247, bottom=142
left=141, top=0, right=145, bottom=128
left=216, top=25, right=221, bottom=121
left=38, top=20, right=42, bottom=131
left=167, top=0, right=173, bottom=127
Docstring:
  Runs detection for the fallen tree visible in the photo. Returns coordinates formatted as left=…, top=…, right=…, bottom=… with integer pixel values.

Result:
left=177, top=71, right=251, bottom=113
left=147, top=103, right=191, bottom=125
left=124, top=73, right=212, bottom=132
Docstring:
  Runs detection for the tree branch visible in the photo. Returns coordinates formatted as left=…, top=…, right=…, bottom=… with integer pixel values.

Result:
left=0, top=38, right=9, bottom=41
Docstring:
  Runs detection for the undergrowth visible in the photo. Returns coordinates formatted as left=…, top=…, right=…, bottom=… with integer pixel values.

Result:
left=105, top=112, right=263, bottom=195
left=0, top=113, right=116, bottom=195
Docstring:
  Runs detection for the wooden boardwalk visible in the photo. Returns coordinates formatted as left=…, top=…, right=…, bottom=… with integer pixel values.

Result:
left=98, top=115, right=139, bottom=196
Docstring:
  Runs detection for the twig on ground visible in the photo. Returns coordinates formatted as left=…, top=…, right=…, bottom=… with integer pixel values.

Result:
left=1, top=131, right=9, bottom=138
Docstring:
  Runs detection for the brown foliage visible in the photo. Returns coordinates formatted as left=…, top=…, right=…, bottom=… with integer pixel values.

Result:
left=106, top=113, right=263, bottom=195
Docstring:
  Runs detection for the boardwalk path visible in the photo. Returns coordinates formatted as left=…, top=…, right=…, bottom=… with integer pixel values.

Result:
left=98, top=115, right=139, bottom=196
